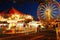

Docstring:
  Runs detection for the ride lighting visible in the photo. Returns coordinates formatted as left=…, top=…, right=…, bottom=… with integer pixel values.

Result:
left=0, top=24, right=7, bottom=26
left=7, top=20, right=17, bottom=23
left=25, top=15, right=33, bottom=20
left=16, top=23, right=24, bottom=27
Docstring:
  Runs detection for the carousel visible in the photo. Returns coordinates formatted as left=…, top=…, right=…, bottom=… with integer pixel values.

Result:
left=0, top=8, right=44, bottom=34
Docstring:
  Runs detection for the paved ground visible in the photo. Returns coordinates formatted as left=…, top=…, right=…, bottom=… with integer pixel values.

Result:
left=0, top=30, right=56, bottom=40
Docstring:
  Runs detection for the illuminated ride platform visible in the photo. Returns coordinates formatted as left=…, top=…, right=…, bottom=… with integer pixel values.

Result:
left=0, top=20, right=44, bottom=34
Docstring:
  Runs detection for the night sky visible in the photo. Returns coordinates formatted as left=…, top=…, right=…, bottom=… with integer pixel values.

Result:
left=0, top=0, right=60, bottom=20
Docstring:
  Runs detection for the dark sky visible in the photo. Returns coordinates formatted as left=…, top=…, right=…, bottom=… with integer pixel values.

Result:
left=0, top=0, right=60, bottom=20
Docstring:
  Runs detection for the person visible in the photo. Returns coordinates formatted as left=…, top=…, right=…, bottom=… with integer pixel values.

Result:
left=56, top=23, right=58, bottom=28
left=46, top=25, right=48, bottom=29
left=53, top=25, right=56, bottom=29
left=0, top=26, right=3, bottom=34
left=37, top=25, right=41, bottom=32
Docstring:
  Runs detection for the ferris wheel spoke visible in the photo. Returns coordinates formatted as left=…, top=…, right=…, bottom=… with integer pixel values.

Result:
left=42, top=17, right=45, bottom=19
left=52, top=5, right=57, bottom=9
left=53, top=11, right=58, bottom=13
left=41, top=14, right=44, bottom=17
left=41, top=13, right=44, bottom=15
left=40, top=9, right=44, bottom=11
left=41, top=5, right=46, bottom=9
left=41, top=7, right=45, bottom=9
left=40, top=15, right=44, bottom=17
left=51, top=4, right=55, bottom=7
left=40, top=13, right=44, bottom=15
left=41, top=16, right=45, bottom=19
left=41, top=9, right=45, bottom=11
left=51, top=14, right=55, bottom=18
left=48, top=3, right=50, bottom=7
left=51, top=4, right=53, bottom=7
left=41, top=8, right=45, bottom=11
left=40, top=10, right=44, bottom=12
left=54, top=9, right=58, bottom=11
left=53, top=8, right=58, bottom=10
left=45, top=4, right=48, bottom=8
left=53, top=9, right=58, bottom=11
left=51, top=15, right=54, bottom=18
left=52, top=14, right=56, bottom=17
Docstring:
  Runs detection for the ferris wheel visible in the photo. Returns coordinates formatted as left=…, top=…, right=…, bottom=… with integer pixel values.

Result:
left=37, top=2, right=59, bottom=20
